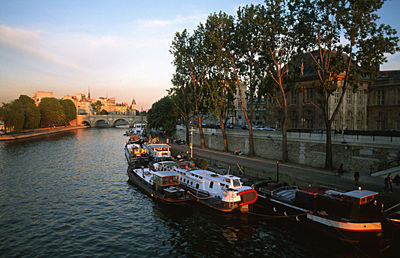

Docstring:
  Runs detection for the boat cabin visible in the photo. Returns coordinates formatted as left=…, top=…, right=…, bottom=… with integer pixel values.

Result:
left=152, top=171, right=180, bottom=187
left=146, top=143, right=171, bottom=161
left=295, top=187, right=381, bottom=220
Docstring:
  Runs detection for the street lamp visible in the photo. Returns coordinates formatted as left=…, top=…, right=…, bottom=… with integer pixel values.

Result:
left=190, top=126, right=194, bottom=159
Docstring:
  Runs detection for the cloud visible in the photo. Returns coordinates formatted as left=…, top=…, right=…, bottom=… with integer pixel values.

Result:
left=0, top=25, right=91, bottom=72
left=136, top=14, right=207, bottom=28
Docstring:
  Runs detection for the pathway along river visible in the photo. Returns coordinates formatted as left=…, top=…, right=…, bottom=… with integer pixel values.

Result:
left=0, top=128, right=397, bottom=257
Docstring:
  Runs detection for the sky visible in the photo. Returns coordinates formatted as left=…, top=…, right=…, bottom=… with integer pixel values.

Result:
left=1, top=0, right=399, bottom=110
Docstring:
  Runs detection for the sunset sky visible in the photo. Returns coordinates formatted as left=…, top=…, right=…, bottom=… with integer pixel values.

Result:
left=1, top=0, right=399, bottom=110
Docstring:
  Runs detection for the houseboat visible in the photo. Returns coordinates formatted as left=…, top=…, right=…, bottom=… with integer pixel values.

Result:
left=145, top=138, right=172, bottom=162
left=127, top=166, right=193, bottom=204
left=124, top=136, right=149, bottom=168
left=253, top=181, right=386, bottom=242
left=153, top=161, right=257, bottom=213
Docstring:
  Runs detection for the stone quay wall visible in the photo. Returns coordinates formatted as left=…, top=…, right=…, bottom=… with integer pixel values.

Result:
left=175, top=126, right=400, bottom=172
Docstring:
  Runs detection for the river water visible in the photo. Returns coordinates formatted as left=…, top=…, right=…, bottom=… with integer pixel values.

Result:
left=0, top=128, right=396, bottom=257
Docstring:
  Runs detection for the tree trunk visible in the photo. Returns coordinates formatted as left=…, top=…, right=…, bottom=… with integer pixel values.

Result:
left=197, top=112, right=205, bottom=149
left=325, top=120, right=333, bottom=170
left=282, top=106, right=288, bottom=162
left=231, top=57, right=255, bottom=156
left=218, top=114, right=228, bottom=152
left=185, top=121, right=190, bottom=146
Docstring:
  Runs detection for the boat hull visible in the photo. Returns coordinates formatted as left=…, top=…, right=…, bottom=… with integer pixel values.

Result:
left=254, top=196, right=384, bottom=243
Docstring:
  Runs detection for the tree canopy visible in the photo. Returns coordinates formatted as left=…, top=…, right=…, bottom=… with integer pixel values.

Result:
left=60, top=99, right=77, bottom=124
left=39, top=97, right=66, bottom=127
left=147, top=96, right=177, bottom=137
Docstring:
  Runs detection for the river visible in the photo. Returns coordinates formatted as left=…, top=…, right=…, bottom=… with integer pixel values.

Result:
left=0, top=128, right=396, bottom=257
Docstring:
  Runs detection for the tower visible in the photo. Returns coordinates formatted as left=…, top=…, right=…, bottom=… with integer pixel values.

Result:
left=88, top=87, right=91, bottom=100
left=131, top=98, right=136, bottom=111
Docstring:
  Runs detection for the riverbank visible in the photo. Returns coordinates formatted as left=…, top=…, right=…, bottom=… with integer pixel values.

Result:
left=0, top=125, right=88, bottom=141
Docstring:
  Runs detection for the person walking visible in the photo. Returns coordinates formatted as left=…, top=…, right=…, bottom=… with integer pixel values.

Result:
left=354, top=170, right=360, bottom=185
left=384, top=173, right=393, bottom=192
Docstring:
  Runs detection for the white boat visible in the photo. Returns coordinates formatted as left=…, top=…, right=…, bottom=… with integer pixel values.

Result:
left=146, top=143, right=172, bottom=162
left=153, top=161, right=258, bottom=213
left=145, top=138, right=172, bottom=162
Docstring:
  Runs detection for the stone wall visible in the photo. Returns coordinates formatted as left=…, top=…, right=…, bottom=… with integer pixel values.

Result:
left=175, top=126, right=400, bottom=172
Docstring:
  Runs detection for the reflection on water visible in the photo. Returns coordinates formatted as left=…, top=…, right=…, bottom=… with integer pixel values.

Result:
left=0, top=128, right=398, bottom=257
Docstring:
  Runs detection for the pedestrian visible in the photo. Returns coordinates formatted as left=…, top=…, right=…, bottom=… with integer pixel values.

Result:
left=384, top=173, right=393, bottom=192
left=338, top=163, right=345, bottom=176
left=354, top=170, right=360, bottom=185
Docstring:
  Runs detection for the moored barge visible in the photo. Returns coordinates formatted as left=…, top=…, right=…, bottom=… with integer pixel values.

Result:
left=254, top=181, right=385, bottom=242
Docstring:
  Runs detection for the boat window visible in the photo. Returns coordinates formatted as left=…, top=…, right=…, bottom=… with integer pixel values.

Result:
left=196, top=183, right=199, bottom=189
left=209, top=182, right=214, bottom=188
left=233, top=179, right=241, bottom=187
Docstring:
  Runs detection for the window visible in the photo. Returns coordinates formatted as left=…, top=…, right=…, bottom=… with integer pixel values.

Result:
left=358, top=91, right=364, bottom=105
left=196, top=183, right=199, bottom=189
left=398, top=89, right=400, bottom=104
left=209, top=182, right=213, bottom=188
left=346, top=91, right=352, bottom=104
left=291, top=90, right=298, bottom=104
left=306, top=88, right=313, bottom=101
left=377, top=90, right=385, bottom=105
left=334, top=91, right=340, bottom=104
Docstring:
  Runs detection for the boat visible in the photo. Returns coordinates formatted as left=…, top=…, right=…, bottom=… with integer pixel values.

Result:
left=253, top=181, right=386, bottom=242
left=153, top=160, right=258, bottom=213
left=145, top=138, right=172, bottom=162
left=127, top=166, right=193, bottom=204
left=124, top=136, right=149, bottom=168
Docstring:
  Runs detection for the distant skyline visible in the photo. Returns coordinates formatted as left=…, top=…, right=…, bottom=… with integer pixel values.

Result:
left=1, top=0, right=399, bottom=110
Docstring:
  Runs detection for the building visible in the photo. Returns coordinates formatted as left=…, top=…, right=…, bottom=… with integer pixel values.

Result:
left=367, top=70, right=400, bottom=130
left=32, top=91, right=54, bottom=105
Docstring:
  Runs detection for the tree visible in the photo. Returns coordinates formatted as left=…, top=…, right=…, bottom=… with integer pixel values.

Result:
left=39, top=98, right=66, bottom=127
left=91, top=100, right=102, bottom=115
left=170, top=28, right=208, bottom=148
left=60, top=99, right=77, bottom=124
left=203, top=12, right=235, bottom=152
left=18, top=95, right=40, bottom=129
left=308, top=0, right=399, bottom=169
left=258, top=0, right=314, bottom=162
left=0, top=100, right=24, bottom=132
left=232, top=4, right=268, bottom=156
left=147, top=96, right=177, bottom=137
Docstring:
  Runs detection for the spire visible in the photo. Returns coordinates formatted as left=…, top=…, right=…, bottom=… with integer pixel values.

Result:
left=88, top=87, right=91, bottom=99
left=131, top=97, right=136, bottom=105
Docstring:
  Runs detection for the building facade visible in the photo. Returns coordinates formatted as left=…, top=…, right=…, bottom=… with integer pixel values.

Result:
left=367, top=70, right=400, bottom=130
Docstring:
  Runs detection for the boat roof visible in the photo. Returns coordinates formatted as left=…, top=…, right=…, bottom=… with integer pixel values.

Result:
left=147, top=143, right=171, bottom=148
left=153, top=171, right=179, bottom=177
left=126, top=143, right=143, bottom=149
left=342, top=189, right=378, bottom=199
left=188, top=169, right=241, bottom=182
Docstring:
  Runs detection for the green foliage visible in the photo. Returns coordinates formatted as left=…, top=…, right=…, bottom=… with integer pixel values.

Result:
left=18, top=95, right=40, bottom=129
left=60, top=99, right=77, bottom=124
left=39, top=98, right=66, bottom=127
left=0, top=100, right=24, bottom=132
left=100, top=109, right=108, bottom=115
left=147, top=96, right=177, bottom=136
left=91, top=100, right=102, bottom=115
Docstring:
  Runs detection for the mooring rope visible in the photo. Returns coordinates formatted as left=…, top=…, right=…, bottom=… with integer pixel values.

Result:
left=248, top=211, right=308, bottom=219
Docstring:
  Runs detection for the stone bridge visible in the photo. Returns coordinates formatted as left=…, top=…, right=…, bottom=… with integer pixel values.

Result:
left=77, top=114, right=146, bottom=127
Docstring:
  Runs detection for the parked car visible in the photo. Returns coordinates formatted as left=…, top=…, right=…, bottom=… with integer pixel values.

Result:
left=227, top=123, right=234, bottom=129
left=260, top=126, right=276, bottom=131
